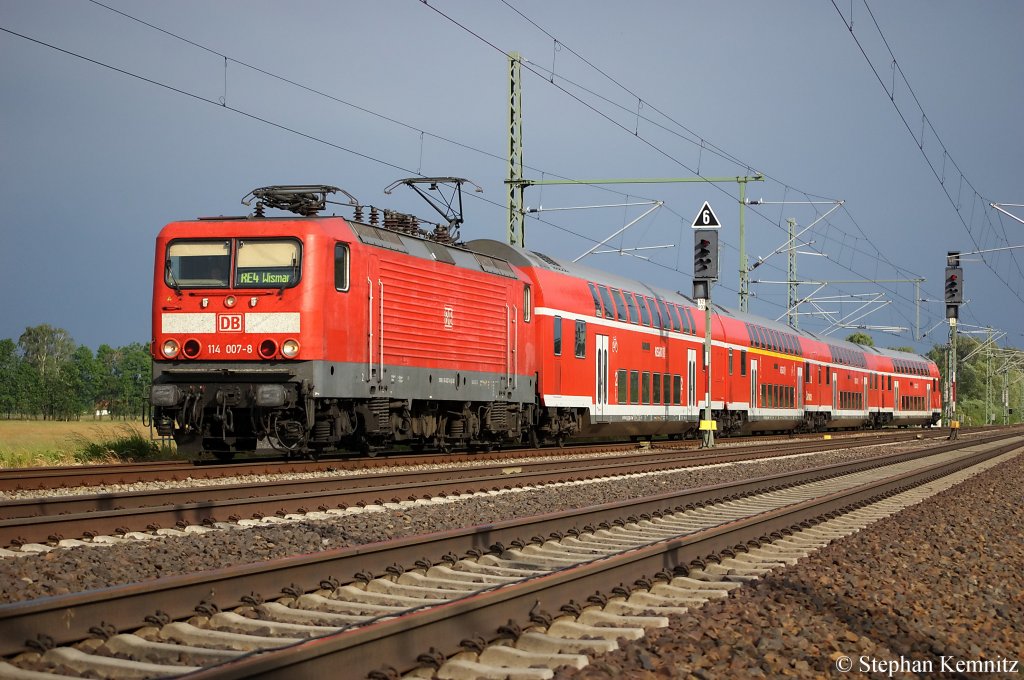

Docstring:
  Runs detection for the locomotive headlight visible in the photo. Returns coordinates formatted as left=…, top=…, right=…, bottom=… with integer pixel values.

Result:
left=281, top=339, right=300, bottom=358
left=224, top=295, right=237, bottom=308
left=161, top=339, right=180, bottom=358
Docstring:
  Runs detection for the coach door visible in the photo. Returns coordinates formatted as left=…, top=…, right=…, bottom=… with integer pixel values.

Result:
left=894, top=381, right=900, bottom=413
left=926, top=382, right=931, bottom=414
left=750, top=359, right=758, bottom=414
left=594, top=334, right=609, bottom=422
left=832, top=372, right=838, bottom=412
left=797, top=366, right=804, bottom=409
left=687, top=348, right=697, bottom=409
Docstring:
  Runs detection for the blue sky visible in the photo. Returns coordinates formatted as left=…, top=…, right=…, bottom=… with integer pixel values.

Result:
left=2, top=1, right=1022, bottom=353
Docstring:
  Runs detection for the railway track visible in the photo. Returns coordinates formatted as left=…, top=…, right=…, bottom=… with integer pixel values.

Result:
left=0, top=430, right=1019, bottom=679
left=0, top=430, right=955, bottom=550
left=0, top=428, right=962, bottom=493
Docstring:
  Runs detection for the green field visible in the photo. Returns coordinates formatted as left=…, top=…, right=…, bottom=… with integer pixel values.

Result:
left=0, top=420, right=175, bottom=468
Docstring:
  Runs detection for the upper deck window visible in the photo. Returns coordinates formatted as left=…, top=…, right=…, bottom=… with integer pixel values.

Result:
left=166, top=239, right=231, bottom=288
left=624, top=292, right=639, bottom=324
left=235, top=239, right=301, bottom=288
left=610, top=289, right=627, bottom=322
left=587, top=283, right=603, bottom=318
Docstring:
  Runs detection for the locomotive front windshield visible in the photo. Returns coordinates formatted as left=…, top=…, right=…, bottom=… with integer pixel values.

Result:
left=165, top=238, right=301, bottom=289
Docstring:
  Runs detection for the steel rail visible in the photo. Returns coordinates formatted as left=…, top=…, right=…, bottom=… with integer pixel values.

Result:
left=0, top=431, right=1017, bottom=658
left=189, top=436, right=1023, bottom=679
left=0, top=430, right=958, bottom=546
left=0, top=428, right=960, bottom=492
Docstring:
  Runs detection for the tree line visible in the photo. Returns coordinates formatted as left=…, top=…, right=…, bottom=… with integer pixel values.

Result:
left=0, top=323, right=1017, bottom=425
left=0, top=324, right=151, bottom=421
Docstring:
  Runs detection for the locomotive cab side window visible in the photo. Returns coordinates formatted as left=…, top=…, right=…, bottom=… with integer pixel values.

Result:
left=523, top=285, right=531, bottom=322
left=334, top=243, right=350, bottom=291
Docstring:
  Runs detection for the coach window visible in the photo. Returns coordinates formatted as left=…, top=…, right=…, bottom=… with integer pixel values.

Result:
left=617, top=370, right=628, bottom=404
left=740, top=350, right=747, bottom=376
left=655, top=299, right=670, bottom=330
left=826, top=370, right=831, bottom=385
left=642, top=372, right=651, bottom=403
left=334, top=243, right=349, bottom=291
left=667, top=303, right=682, bottom=332
left=805, top=362, right=811, bottom=383
left=673, top=375, right=682, bottom=405
left=624, top=292, right=639, bottom=324
left=611, top=289, right=628, bottom=322
left=236, top=239, right=302, bottom=289
left=575, top=320, right=587, bottom=358
left=523, top=285, right=531, bottom=322
left=553, top=316, right=563, bottom=356
left=647, top=299, right=663, bottom=327
left=597, top=285, right=615, bottom=319
left=588, top=282, right=603, bottom=318
left=629, top=370, right=640, bottom=404
left=638, top=296, right=652, bottom=326
left=653, top=373, right=661, bottom=404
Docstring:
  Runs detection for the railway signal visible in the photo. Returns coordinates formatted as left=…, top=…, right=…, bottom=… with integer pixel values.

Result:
left=693, top=230, right=719, bottom=280
left=690, top=202, right=722, bottom=449
left=944, top=251, right=962, bottom=319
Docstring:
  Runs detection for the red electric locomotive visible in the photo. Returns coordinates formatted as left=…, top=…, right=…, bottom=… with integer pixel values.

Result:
left=150, top=183, right=540, bottom=458
left=150, top=183, right=941, bottom=459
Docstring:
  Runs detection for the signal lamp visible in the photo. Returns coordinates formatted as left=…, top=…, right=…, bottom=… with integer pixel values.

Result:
left=182, top=339, right=201, bottom=359
left=258, top=339, right=278, bottom=359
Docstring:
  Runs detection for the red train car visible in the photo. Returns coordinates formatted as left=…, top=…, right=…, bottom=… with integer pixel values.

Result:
left=472, top=240, right=940, bottom=439
left=150, top=184, right=940, bottom=458
left=150, top=186, right=538, bottom=457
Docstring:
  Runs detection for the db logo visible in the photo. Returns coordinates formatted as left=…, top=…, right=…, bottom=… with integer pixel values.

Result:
left=218, top=314, right=243, bottom=332
left=443, top=306, right=454, bottom=329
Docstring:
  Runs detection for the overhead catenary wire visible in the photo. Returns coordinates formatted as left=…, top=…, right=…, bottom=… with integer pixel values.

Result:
left=830, top=0, right=1024, bottom=306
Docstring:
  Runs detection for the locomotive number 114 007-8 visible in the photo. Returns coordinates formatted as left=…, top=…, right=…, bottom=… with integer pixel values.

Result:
left=206, top=343, right=254, bottom=355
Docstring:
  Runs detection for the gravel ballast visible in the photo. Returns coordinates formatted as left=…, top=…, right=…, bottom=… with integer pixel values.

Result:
left=0, top=443, right=924, bottom=603
left=552, top=451, right=1024, bottom=679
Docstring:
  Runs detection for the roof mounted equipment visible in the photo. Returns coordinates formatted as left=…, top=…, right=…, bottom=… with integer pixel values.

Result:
left=242, top=185, right=360, bottom=217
